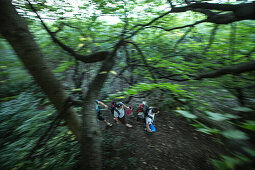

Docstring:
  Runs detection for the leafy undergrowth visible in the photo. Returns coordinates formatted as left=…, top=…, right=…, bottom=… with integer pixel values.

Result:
left=100, top=111, right=226, bottom=170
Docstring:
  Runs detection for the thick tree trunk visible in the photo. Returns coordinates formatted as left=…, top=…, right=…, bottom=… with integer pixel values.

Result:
left=81, top=45, right=118, bottom=169
left=0, top=0, right=82, bottom=141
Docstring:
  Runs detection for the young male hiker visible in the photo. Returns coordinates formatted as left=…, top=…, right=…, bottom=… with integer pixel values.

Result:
left=145, top=107, right=160, bottom=132
left=96, top=100, right=112, bottom=127
left=113, top=102, right=133, bottom=128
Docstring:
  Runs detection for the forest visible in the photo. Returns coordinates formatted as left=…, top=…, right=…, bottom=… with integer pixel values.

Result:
left=0, top=0, right=255, bottom=169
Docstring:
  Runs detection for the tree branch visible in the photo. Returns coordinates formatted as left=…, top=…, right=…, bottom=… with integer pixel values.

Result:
left=26, top=0, right=110, bottom=63
left=145, top=19, right=206, bottom=31
left=196, top=61, right=255, bottom=79
left=127, top=2, right=255, bottom=39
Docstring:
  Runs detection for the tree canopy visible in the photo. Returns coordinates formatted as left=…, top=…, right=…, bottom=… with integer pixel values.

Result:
left=0, top=0, right=255, bottom=169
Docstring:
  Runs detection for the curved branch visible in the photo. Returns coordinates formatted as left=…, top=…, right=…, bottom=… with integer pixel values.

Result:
left=196, top=61, right=255, bottom=79
left=128, top=2, right=255, bottom=39
left=26, top=0, right=110, bottom=63
left=145, top=19, right=206, bottom=31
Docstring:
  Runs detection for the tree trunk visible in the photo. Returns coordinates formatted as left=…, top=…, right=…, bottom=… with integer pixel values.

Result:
left=0, top=0, right=82, bottom=141
left=81, top=45, right=117, bottom=169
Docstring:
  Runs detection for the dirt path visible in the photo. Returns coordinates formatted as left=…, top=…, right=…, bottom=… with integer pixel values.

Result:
left=100, top=111, right=225, bottom=170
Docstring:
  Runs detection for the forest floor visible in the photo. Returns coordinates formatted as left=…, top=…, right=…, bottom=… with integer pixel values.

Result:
left=99, top=110, right=226, bottom=170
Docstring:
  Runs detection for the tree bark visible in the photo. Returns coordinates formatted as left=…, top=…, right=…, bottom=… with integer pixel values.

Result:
left=81, top=41, right=120, bottom=169
left=0, top=0, right=82, bottom=141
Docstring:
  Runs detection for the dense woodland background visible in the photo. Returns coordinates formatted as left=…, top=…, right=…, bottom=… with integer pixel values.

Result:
left=0, top=0, right=255, bottom=169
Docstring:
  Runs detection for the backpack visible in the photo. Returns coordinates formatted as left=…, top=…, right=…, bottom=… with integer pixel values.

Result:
left=138, top=103, right=152, bottom=120
left=110, top=101, right=120, bottom=115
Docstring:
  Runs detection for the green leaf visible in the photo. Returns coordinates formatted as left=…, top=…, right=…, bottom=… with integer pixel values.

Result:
left=242, top=147, right=255, bottom=157
left=238, top=121, right=255, bottom=131
left=53, top=61, right=75, bottom=73
left=116, top=96, right=125, bottom=99
left=196, top=128, right=213, bottom=134
left=224, top=113, right=240, bottom=119
left=205, top=111, right=229, bottom=121
left=71, top=88, right=82, bottom=92
left=221, top=129, right=249, bottom=140
left=232, top=107, right=253, bottom=112
left=175, top=110, right=197, bottom=119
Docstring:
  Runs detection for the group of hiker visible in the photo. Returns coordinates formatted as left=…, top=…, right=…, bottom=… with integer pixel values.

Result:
left=96, top=100, right=160, bottom=133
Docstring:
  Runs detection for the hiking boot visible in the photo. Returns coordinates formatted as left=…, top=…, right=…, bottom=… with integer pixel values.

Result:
left=106, top=122, right=112, bottom=127
left=125, top=124, right=133, bottom=128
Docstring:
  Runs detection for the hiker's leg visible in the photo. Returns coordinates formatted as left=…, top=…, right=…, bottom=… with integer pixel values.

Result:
left=149, top=124, right=156, bottom=132
left=119, top=117, right=127, bottom=124
left=97, top=114, right=105, bottom=121
left=114, top=117, right=119, bottom=124
left=104, top=120, right=112, bottom=126
left=119, top=117, right=132, bottom=127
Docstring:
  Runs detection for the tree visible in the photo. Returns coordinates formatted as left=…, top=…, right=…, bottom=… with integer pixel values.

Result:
left=1, top=0, right=255, bottom=169
left=0, top=0, right=82, bottom=142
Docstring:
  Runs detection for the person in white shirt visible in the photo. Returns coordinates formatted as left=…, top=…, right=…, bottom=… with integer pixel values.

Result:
left=113, top=102, right=133, bottom=128
left=145, top=107, right=159, bottom=132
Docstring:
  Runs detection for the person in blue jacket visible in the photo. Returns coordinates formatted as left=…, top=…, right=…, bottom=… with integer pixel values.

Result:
left=96, top=100, right=112, bottom=127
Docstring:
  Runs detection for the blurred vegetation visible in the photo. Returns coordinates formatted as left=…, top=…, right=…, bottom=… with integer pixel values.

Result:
left=1, top=0, right=255, bottom=169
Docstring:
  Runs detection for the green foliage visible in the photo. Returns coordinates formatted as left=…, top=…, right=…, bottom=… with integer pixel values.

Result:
left=211, top=154, right=252, bottom=170
left=3, top=0, right=255, bottom=169
left=221, top=129, right=249, bottom=140
left=238, top=121, right=255, bottom=131
left=0, top=40, right=32, bottom=98
left=53, top=60, right=75, bottom=73
left=0, top=92, right=79, bottom=169
left=205, top=111, right=240, bottom=121
left=191, top=121, right=220, bottom=135
left=175, top=110, right=197, bottom=119
left=232, top=107, right=254, bottom=112
left=107, top=83, right=188, bottom=101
